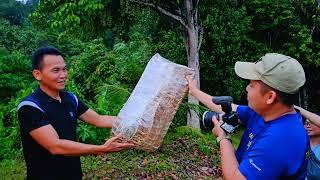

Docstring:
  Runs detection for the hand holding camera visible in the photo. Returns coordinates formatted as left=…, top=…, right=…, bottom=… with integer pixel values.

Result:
left=201, top=96, right=240, bottom=134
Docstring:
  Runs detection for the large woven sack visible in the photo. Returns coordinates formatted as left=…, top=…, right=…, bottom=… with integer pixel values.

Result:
left=112, top=53, right=194, bottom=151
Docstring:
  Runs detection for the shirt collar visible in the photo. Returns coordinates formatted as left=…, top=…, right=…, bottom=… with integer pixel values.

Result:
left=36, top=88, right=67, bottom=103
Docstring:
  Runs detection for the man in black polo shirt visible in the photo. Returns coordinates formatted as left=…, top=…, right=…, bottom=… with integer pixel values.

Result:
left=17, top=46, right=134, bottom=180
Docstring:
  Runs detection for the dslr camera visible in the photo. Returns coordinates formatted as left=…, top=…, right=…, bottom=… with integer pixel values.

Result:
left=202, top=96, right=239, bottom=134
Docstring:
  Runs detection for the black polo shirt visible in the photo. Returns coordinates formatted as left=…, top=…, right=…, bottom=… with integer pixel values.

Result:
left=17, top=88, right=89, bottom=180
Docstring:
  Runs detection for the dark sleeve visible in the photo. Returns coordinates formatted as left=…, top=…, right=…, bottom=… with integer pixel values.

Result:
left=18, top=106, right=50, bottom=133
left=77, top=99, right=89, bottom=117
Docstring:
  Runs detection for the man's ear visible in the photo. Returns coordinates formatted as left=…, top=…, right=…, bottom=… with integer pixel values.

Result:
left=32, top=69, right=41, bottom=81
left=266, top=91, right=277, bottom=105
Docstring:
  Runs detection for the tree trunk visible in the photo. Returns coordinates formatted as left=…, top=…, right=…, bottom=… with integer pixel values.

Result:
left=302, top=86, right=308, bottom=109
left=186, top=44, right=200, bottom=128
left=129, top=0, right=202, bottom=128
left=185, top=0, right=200, bottom=128
left=298, top=85, right=308, bottom=109
left=311, top=0, right=320, bottom=36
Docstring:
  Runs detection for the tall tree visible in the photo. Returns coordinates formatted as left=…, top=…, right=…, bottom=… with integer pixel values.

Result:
left=129, top=0, right=202, bottom=128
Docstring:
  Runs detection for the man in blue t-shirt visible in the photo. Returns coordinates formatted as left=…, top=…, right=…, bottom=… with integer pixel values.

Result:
left=187, top=53, right=308, bottom=179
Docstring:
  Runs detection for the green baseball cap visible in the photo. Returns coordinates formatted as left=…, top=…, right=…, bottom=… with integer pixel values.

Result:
left=234, top=53, right=306, bottom=94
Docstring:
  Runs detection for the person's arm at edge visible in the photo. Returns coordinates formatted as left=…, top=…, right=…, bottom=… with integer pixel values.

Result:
left=30, top=125, right=133, bottom=156
left=186, top=75, right=238, bottom=112
left=79, top=109, right=115, bottom=128
left=212, top=117, right=246, bottom=180
left=294, top=105, right=320, bottom=127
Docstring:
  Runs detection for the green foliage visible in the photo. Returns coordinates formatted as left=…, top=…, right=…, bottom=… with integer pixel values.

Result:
left=0, top=50, right=32, bottom=101
left=0, top=19, right=44, bottom=55
left=244, top=0, right=320, bottom=64
left=0, top=85, right=36, bottom=160
left=154, top=30, right=186, bottom=65
left=95, top=84, right=130, bottom=115
left=128, top=9, right=159, bottom=40
left=244, top=0, right=320, bottom=107
left=77, top=121, right=112, bottom=145
left=30, top=0, right=129, bottom=40
left=68, top=39, right=109, bottom=97
left=200, top=2, right=268, bottom=100
left=0, top=0, right=34, bottom=25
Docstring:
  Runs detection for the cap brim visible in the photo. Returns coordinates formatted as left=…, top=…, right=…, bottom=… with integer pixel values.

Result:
left=234, top=61, right=260, bottom=80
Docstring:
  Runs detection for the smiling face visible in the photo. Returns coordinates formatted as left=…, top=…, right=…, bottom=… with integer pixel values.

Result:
left=33, top=55, right=67, bottom=92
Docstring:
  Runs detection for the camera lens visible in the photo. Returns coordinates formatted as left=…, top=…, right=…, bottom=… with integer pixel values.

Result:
left=202, top=111, right=219, bottom=130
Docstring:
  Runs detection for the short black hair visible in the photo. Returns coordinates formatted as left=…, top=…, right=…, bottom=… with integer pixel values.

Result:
left=259, top=81, right=298, bottom=106
left=275, top=90, right=298, bottom=106
left=32, top=46, right=63, bottom=70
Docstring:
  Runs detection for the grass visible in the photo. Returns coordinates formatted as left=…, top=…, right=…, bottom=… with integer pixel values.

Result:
left=81, top=126, right=222, bottom=179
left=81, top=126, right=244, bottom=179
left=0, top=126, right=244, bottom=179
left=0, top=158, right=26, bottom=180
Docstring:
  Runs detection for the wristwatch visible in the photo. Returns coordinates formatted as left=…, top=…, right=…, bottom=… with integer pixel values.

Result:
left=216, top=135, right=232, bottom=146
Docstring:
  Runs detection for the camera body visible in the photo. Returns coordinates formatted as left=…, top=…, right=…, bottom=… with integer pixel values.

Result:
left=202, top=96, right=239, bottom=134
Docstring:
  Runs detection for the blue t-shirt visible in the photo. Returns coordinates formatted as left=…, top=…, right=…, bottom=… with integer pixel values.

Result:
left=235, top=105, right=308, bottom=179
